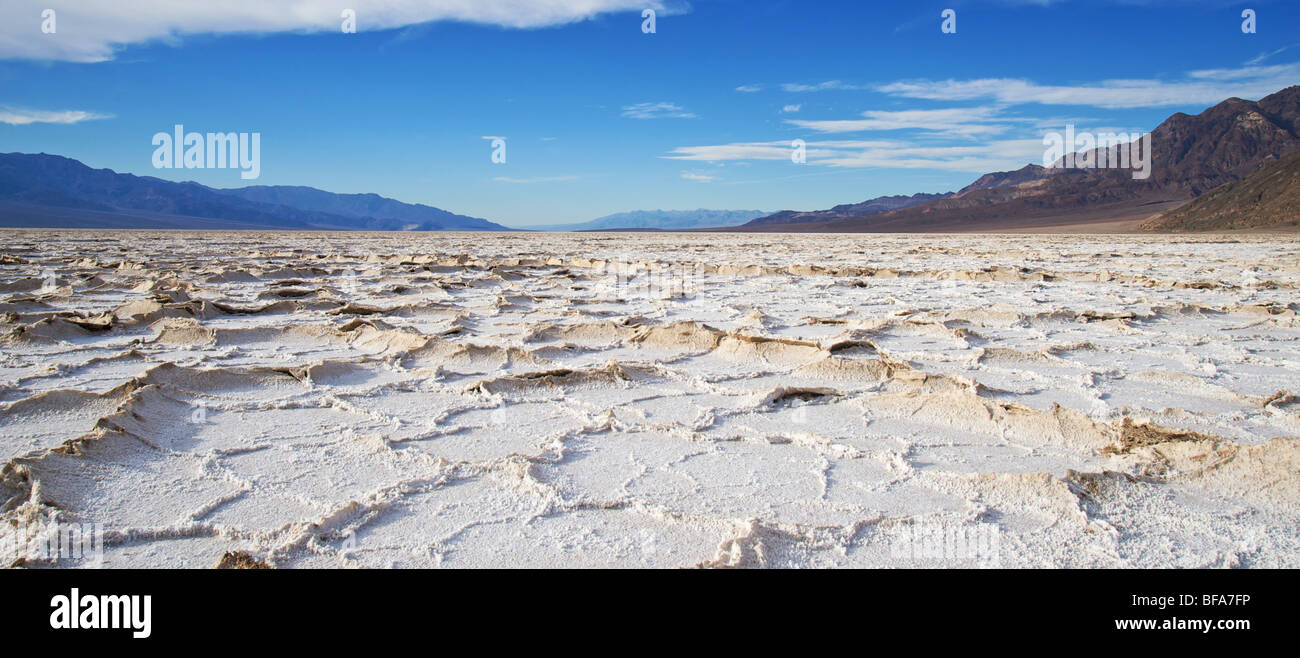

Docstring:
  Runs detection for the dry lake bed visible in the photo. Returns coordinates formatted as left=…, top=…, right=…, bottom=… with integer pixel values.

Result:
left=1, top=230, right=1298, bottom=568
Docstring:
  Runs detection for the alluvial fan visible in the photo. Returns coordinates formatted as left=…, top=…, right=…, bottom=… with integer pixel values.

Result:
left=1, top=230, right=1298, bottom=568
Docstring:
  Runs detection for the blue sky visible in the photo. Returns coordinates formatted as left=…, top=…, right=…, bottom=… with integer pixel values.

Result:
left=1, top=0, right=1297, bottom=226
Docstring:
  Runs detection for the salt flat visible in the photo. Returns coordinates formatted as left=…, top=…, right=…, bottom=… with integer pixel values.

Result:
left=1, top=230, right=1298, bottom=568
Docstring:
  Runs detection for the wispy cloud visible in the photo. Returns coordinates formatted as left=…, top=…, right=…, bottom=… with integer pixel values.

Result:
left=680, top=171, right=715, bottom=182
left=663, top=138, right=1043, bottom=173
left=664, top=141, right=807, bottom=162
left=1247, top=44, right=1299, bottom=66
left=0, top=107, right=113, bottom=125
left=786, top=106, right=1017, bottom=137
left=781, top=80, right=871, bottom=92
left=878, top=62, right=1300, bottom=108
left=621, top=102, right=696, bottom=119
left=0, top=0, right=676, bottom=62
left=666, top=139, right=901, bottom=162
left=677, top=58, right=1296, bottom=179
left=493, top=175, right=579, bottom=183
left=735, top=84, right=764, bottom=93
left=770, top=60, right=1298, bottom=109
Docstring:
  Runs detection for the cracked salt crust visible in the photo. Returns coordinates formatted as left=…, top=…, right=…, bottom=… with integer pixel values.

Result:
left=0, top=230, right=1297, bottom=568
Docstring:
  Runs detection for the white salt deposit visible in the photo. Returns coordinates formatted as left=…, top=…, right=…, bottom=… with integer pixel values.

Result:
left=1, top=230, right=1297, bottom=568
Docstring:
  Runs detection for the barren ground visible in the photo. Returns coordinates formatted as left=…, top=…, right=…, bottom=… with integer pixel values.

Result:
left=2, top=230, right=1297, bottom=568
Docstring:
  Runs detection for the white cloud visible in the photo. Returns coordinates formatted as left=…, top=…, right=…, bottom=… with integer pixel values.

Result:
left=621, top=102, right=696, bottom=119
left=786, top=106, right=1016, bottom=137
left=665, top=139, right=899, bottom=162
left=771, top=62, right=1298, bottom=109
left=0, top=107, right=113, bottom=125
left=1186, top=61, right=1299, bottom=82
left=878, top=62, right=1300, bottom=108
left=735, top=84, right=764, bottom=93
left=664, top=141, right=796, bottom=161
left=0, top=1, right=671, bottom=62
left=493, top=175, right=578, bottom=183
left=680, top=171, right=714, bottom=182
left=781, top=80, right=871, bottom=92
left=663, top=137, right=1043, bottom=173
left=817, top=139, right=1043, bottom=171
left=780, top=104, right=801, bottom=113
left=1246, top=44, right=1299, bottom=66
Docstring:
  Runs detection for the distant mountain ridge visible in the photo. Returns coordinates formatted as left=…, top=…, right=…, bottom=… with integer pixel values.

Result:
left=735, top=85, right=1300, bottom=233
left=957, top=164, right=1052, bottom=193
left=742, top=192, right=950, bottom=227
left=531, top=209, right=768, bottom=231
left=6, top=86, right=1297, bottom=235
left=216, top=185, right=504, bottom=231
left=0, top=153, right=509, bottom=231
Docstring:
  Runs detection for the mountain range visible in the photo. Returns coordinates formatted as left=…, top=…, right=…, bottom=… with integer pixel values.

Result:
left=737, top=85, right=1300, bottom=232
left=1144, top=144, right=1300, bottom=231
left=741, top=193, right=950, bottom=227
left=529, top=209, right=768, bottom=231
left=0, top=153, right=509, bottom=231
left=2, top=85, right=1297, bottom=234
